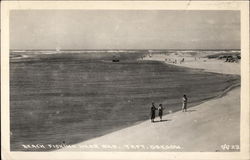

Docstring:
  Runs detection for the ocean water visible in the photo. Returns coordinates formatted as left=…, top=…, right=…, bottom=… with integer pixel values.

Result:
left=10, top=50, right=240, bottom=151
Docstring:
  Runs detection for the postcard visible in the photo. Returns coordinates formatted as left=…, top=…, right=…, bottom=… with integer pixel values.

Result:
left=1, top=1, right=249, bottom=160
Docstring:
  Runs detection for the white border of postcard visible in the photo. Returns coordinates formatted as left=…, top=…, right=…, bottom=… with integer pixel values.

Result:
left=1, top=1, right=249, bottom=160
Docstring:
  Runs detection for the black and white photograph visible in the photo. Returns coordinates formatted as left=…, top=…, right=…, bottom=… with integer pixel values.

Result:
left=1, top=1, right=249, bottom=160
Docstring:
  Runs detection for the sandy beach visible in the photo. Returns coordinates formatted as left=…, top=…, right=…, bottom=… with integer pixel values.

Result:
left=59, top=53, right=240, bottom=152
left=142, top=53, right=240, bottom=75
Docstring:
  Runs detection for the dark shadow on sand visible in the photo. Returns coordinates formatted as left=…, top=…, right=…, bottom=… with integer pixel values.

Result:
left=186, top=109, right=196, bottom=113
left=153, top=119, right=172, bottom=123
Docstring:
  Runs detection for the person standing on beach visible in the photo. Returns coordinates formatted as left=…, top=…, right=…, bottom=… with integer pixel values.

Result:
left=158, top=104, right=163, bottom=121
left=150, top=102, right=157, bottom=122
left=182, top=95, right=188, bottom=112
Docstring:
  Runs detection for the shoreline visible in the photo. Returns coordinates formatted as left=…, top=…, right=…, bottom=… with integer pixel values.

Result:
left=58, top=86, right=240, bottom=152
left=58, top=74, right=241, bottom=152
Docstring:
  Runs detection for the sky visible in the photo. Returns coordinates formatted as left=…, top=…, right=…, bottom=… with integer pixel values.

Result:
left=10, top=10, right=240, bottom=50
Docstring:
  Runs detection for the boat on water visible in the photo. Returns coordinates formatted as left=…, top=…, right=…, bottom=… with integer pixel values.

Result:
left=112, top=55, right=120, bottom=62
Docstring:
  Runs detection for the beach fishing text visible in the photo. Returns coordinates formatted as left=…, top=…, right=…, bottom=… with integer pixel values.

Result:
left=21, top=144, right=182, bottom=151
